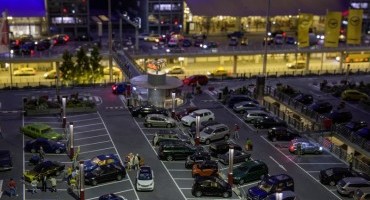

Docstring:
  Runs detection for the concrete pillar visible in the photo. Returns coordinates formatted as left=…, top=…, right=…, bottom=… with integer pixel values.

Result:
left=339, top=51, right=345, bottom=71
left=220, top=56, right=225, bottom=65
left=183, top=57, right=188, bottom=67
left=305, top=53, right=311, bottom=75
left=236, top=17, right=242, bottom=31
left=256, top=76, right=265, bottom=101
left=233, top=55, right=237, bottom=74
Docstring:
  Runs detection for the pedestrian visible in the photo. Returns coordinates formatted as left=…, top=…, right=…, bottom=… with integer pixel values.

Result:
left=234, top=124, right=240, bottom=139
left=7, top=178, right=18, bottom=197
left=41, top=175, right=47, bottom=192
left=30, top=179, right=38, bottom=194
left=245, top=138, right=253, bottom=151
left=139, top=155, right=144, bottom=167
left=129, top=153, right=134, bottom=171
left=133, top=154, right=140, bottom=170
left=39, top=146, right=45, bottom=162
left=348, top=153, right=354, bottom=171
left=49, top=177, right=57, bottom=192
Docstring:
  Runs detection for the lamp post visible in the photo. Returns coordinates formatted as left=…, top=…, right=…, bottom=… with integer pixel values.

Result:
left=228, top=145, right=234, bottom=186
left=108, top=0, right=113, bottom=82
left=79, top=161, right=85, bottom=200
left=262, top=0, right=271, bottom=75
left=62, top=97, right=67, bottom=128
left=69, top=122, right=74, bottom=159
left=171, top=92, right=176, bottom=118
left=195, top=116, right=200, bottom=145
left=345, top=64, right=350, bottom=83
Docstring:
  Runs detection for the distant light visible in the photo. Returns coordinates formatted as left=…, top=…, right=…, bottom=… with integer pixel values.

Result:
left=166, top=49, right=170, bottom=53
left=267, top=32, right=271, bottom=36
left=7, top=16, right=13, bottom=20
left=342, top=20, right=348, bottom=25
left=335, top=56, right=341, bottom=61
left=10, top=50, right=14, bottom=54
left=72, top=10, right=75, bottom=14
left=288, top=15, right=292, bottom=18
left=133, top=87, right=137, bottom=91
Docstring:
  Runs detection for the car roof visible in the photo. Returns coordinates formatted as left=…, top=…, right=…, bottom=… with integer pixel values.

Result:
left=147, top=114, right=167, bottom=118
left=206, top=123, right=228, bottom=129
left=342, top=176, right=369, bottom=183
left=26, top=123, right=50, bottom=130
left=269, top=174, right=293, bottom=182
left=193, top=109, right=212, bottom=114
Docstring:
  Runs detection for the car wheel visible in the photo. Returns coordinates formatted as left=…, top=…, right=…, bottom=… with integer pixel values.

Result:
left=166, top=123, right=172, bottom=128
left=91, top=180, right=97, bottom=186
left=147, top=123, right=152, bottom=128
left=194, top=190, right=202, bottom=197
left=205, top=139, right=211, bottom=145
left=31, top=149, right=36, bottom=153
left=167, top=155, right=173, bottom=161
left=222, top=192, right=230, bottom=198
left=224, top=135, right=229, bottom=140
left=239, top=179, right=245, bottom=185
left=116, top=174, right=122, bottom=181
left=329, top=180, right=336, bottom=186
left=55, top=149, right=61, bottom=154
left=138, top=114, right=143, bottom=118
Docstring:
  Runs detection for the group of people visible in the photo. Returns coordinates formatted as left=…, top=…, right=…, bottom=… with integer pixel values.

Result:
left=125, top=153, right=144, bottom=171
left=30, top=175, right=57, bottom=194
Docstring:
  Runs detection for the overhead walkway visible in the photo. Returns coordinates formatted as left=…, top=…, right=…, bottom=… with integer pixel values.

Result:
left=112, top=51, right=144, bottom=79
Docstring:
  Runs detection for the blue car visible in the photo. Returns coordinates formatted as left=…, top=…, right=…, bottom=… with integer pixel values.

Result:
left=112, top=82, right=131, bottom=95
left=355, top=128, right=370, bottom=140
left=24, top=138, right=66, bottom=154
left=247, top=174, right=294, bottom=199
left=99, top=193, right=127, bottom=200
left=84, top=154, right=121, bottom=172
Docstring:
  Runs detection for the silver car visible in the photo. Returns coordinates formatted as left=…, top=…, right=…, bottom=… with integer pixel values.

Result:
left=144, top=114, right=176, bottom=128
left=233, top=101, right=264, bottom=114
left=242, top=110, right=270, bottom=123
left=199, top=124, right=230, bottom=145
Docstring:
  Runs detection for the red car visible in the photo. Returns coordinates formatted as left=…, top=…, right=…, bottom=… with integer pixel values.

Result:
left=183, top=75, right=208, bottom=86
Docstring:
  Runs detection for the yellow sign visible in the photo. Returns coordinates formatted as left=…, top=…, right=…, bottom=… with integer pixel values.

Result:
left=347, top=9, right=363, bottom=44
left=298, top=13, right=313, bottom=48
left=324, top=12, right=342, bottom=47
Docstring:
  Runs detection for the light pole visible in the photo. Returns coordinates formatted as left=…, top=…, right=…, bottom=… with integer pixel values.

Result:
left=69, top=122, right=74, bottom=159
left=195, top=116, right=200, bottom=145
left=62, top=97, right=67, bottom=128
left=171, top=92, right=176, bottom=118
left=79, top=161, right=85, bottom=200
left=228, top=145, right=234, bottom=186
left=108, top=0, right=113, bottom=82
left=262, top=0, right=271, bottom=75
left=345, top=64, right=350, bottom=83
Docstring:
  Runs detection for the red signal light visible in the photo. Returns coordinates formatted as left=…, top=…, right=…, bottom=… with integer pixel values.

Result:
left=63, top=8, right=67, bottom=13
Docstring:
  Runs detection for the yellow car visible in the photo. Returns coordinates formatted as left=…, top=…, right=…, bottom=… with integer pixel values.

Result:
left=104, top=67, right=121, bottom=76
left=165, top=66, right=185, bottom=74
left=24, top=160, right=65, bottom=182
left=43, top=69, right=57, bottom=79
left=341, top=89, right=369, bottom=101
left=13, top=67, right=36, bottom=76
left=207, top=67, right=228, bottom=77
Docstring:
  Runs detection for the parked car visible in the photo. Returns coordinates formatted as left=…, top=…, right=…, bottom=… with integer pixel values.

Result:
left=224, top=95, right=258, bottom=108
left=136, top=166, right=154, bottom=191
left=274, top=34, right=285, bottom=45
left=286, top=37, right=296, bottom=44
left=130, top=105, right=169, bottom=118
left=286, top=61, right=306, bottom=69
left=23, top=160, right=65, bottom=182
left=182, top=39, right=192, bottom=47
left=341, top=90, right=369, bottom=101
left=13, top=67, right=36, bottom=76
left=247, top=174, right=294, bottom=200
left=289, top=138, right=323, bottom=155
left=188, top=120, right=220, bottom=138
left=337, top=177, right=370, bottom=197
left=20, top=123, right=64, bottom=141
left=254, top=116, right=288, bottom=129
left=229, top=37, right=239, bottom=46
left=227, top=31, right=245, bottom=38
left=145, top=34, right=161, bottom=42
left=0, top=150, right=12, bottom=171
left=267, top=127, right=300, bottom=142
left=233, top=101, right=264, bottom=114
left=35, top=39, right=51, bottom=51
left=329, top=110, right=353, bottom=124
left=165, top=66, right=185, bottom=74
left=185, top=151, right=211, bottom=169
left=166, top=46, right=184, bottom=53
left=309, top=101, right=333, bottom=114
left=218, top=150, right=251, bottom=165
left=355, top=128, right=370, bottom=140
left=192, top=176, right=232, bottom=198
left=199, top=123, right=230, bottom=144
left=24, top=138, right=66, bottom=154
left=51, top=34, right=69, bottom=45
left=158, top=143, right=199, bottom=161
left=207, top=67, right=228, bottom=77
left=319, top=167, right=369, bottom=186
left=233, top=160, right=268, bottom=185
left=183, top=75, right=209, bottom=86
left=265, top=190, right=297, bottom=200
left=354, top=188, right=370, bottom=200
left=242, top=110, right=271, bottom=123
left=43, top=69, right=57, bottom=79
left=99, top=193, right=127, bottom=200
left=293, top=93, right=313, bottom=105
left=144, top=114, right=177, bottom=128
left=192, top=160, right=218, bottom=177
left=152, top=130, right=191, bottom=146
left=111, top=82, right=131, bottom=95
left=345, top=121, right=368, bottom=132
left=241, top=37, right=249, bottom=46
left=174, top=106, right=199, bottom=121
left=263, top=36, right=274, bottom=45
left=181, top=109, right=215, bottom=127
left=84, top=154, right=121, bottom=172
left=209, top=140, right=243, bottom=157
left=201, top=41, right=218, bottom=49
left=85, top=163, right=127, bottom=186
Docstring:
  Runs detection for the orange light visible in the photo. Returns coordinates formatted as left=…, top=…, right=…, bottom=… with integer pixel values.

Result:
left=147, top=63, right=158, bottom=70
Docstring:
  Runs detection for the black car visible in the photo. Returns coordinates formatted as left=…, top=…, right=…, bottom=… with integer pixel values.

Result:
left=35, top=39, right=51, bottom=51
left=192, top=176, right=232, bottom=198
left=85, top=163, right=127, bottom=186
left=130, top=105, right=169, bottom=118
left=24, top=138, right=66, bottom=154
left=319, top=167, right=370, bottom=186
left=158, top=143, right=200, bottom=161
left=224, top=95, right=258, bottom=108
left=188, top=120, right=221, bottom=137
left=0, top=150, right=12, bottom=171
left=227, top=31, right=245, bottom=38
left=254, top=116, right=288, bottom=129
left=293, top=93, right=313, bottom=105
left=218, top=150, right=251, bottom=165
left=329, top=110, right=353, bottom=124
left=267, top=127, right=300, bottom=142
left=99, top=193, right=127, bottom=200
left=345, top=121, right=368, bottom=132
left=309, top=101, right=333, bottom=114
left=185, top=151, right=211, bottom=169
left=209, top=140, right=243, bottom=157
left=201, top=41, right=218, bottom=49
left=193, top=37, right=205, bottom=47
left=182, top=39, right=192, bottom=47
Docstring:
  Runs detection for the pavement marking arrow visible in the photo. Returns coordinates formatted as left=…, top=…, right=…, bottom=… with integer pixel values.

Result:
left=269, top=156, right=287, bottom=171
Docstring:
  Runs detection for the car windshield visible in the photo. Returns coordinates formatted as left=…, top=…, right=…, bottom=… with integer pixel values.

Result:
left=258, top=179, right=273, bottom=192
left=190, top=112, right=199, bottom=118
left=325, top=169, right=334, bottom=176
left=41, top=127, right=52, bottom=134
left=203, top=127, right=214, bottom=134
left=138, top=171, right=152, bottom=180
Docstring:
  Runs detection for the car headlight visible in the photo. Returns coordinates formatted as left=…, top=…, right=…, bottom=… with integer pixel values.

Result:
left=319, top=147, right=323, bottom=151
left=206, top=72, right=211, bottom=75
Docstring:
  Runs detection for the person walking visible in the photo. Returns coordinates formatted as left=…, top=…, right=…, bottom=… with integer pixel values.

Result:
left=133, top=154, right=140, bottom=170
left=234, top=124, right=240, bottom=139
left=7, top=178, right=18, bottom=197
left=127, top=153, right=133, bottom=171
left=39, top=146, right=45, bottom=162
left=30, top=179, right=38, bottom=194
left=245, top=138, right=253, bottom=151
left=49, top=177, right=57, bottom=192
left=41, top=175, right=47, bottom=192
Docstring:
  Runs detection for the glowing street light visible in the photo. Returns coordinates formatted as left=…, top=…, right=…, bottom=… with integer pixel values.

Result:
left=62, top=97, right=67, bottom=128
left=69, top=122, right=74, bottom=159
left=195, top=116, right=200, bottom=145
left=228, top=145, right=234, bottom=186
left=79, top=161, right=85, bottom=200
left=171, top=92, right=176, bottom=118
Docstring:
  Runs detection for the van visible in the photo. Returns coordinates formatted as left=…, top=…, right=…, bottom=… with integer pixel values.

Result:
left=337, top=177, right=370, bottom=197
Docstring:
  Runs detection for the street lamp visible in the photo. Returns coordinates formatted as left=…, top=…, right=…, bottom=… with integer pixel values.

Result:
left=69, top=122, right=74, bottom=159
left=62, top=97, right=67, bottom=128
left=195, top=116, right=200, bottom=145
left=171, top=92, right=176, bottom=118
left=79, top=161, right=85, bottom=200
left=228, top=145, right=234, bottom=186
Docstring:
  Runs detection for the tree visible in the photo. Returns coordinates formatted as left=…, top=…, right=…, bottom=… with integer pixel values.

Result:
left=75, top=48, right=90, bottom=83
left=60, top=50, right=75, bottom=83
left=89, top=46, right=103, bottom=83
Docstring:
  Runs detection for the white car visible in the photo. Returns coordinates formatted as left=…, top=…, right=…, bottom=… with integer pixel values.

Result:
left=136, top=166, right=154, bottom=191
left=181, top=109, right=215, bottom=127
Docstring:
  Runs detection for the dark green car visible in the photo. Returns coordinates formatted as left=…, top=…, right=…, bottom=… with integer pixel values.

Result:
left=21, top=123, right=64, bottom=141
left=152, top=130, right=192, bottom=146
left=233, top=160, right=268, bottom=185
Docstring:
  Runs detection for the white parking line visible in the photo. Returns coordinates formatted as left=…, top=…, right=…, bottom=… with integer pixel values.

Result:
left=78, top=147, right=115, bottom=154
left=168, top=169, right=191, bottom=172
left=85, top=179, right=130, bottom=190
left=74, top=123, right=103, bottom=128
left=74, top=134, right=107, bottom=141
left=307, top=171, right=321, bottom=173
left=73, top=117, right=100, bottom=122
left=25, top=161, right=72, bottom=164
left=74, top=128, right=106, bottom=135
left=296, top=163, right=344, bottom=165
left=68, top=113, right=98, bottom=118
left=77, top=140, right=111, bottom=147
left=174, top=178, right=194, bottom=180
left=24, top=121, right=60, bottom=124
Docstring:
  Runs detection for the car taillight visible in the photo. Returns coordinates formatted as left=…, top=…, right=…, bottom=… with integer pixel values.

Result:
left=112, top=85, right=117, bottom=90
left=289, top=146, right=295, bottom=151
left=53, top=40, right=57, bottom=45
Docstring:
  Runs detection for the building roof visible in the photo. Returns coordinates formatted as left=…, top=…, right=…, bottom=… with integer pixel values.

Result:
left=185, top=0, right=349, bottom=17
left=0, top=0, right=46, bottom=17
